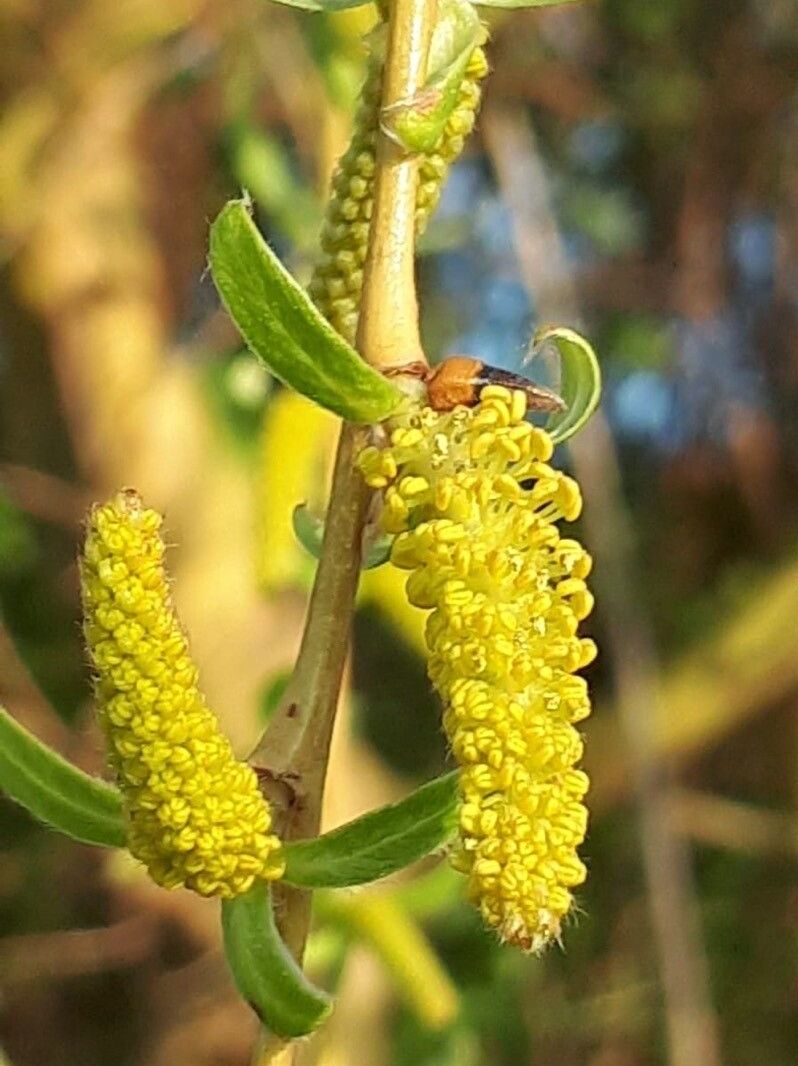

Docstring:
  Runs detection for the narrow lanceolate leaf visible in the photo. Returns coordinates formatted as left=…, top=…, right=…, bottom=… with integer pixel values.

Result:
left=532, top=325, right=602, bottom=444
left=282, top=772, right=459, bottom=889
left=209, top=200, right=402, bottom=423
left=0, top=705, right=126, bottom=848
left=293, top=503, right=393, bottom=571
left=222, top=882, right=333, bottom=1037
left=383, top=0, right=483, bottom=154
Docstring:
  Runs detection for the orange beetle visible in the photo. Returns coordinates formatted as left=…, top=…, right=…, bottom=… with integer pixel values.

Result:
left=386, top=356, right=565, bottom=414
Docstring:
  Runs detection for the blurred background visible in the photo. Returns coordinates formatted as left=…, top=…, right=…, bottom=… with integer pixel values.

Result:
left=1, top=0, right=797, bottom=1063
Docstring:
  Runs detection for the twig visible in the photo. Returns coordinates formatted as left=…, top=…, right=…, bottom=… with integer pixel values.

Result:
left=0, top=463, right=89, bottom=528
left=671, top=789, right=798, bottom=859
left=248, top=1, right=435, bottom=1061
left=483, top=101, right=722, bottom=1066
left=357, top=0, right=436, bottom=368
left=251, top=425, right=372, bottom=950
left=0, top=914, right=158, bottom=984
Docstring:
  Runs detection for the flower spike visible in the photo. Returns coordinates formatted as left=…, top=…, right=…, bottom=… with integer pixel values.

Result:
left=359, top=387, right=596, bottom=952
left=80, top=490, right=284, bottom=898
left=309, top=36, right=488, bottom=344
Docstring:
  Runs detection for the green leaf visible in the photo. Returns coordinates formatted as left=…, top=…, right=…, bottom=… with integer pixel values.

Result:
left=282, top=772, right=459, bottom=889
left=0, top=705, right=126, bottom=848
left=209, top=200, right=402, bottom=423
left=222, top=882, right=333, bottom=1037
left=532, top=325, right=601, bottom=444
left=383, top=0, right=483, bottom=154
left=293, top=503, right=393, bottom=571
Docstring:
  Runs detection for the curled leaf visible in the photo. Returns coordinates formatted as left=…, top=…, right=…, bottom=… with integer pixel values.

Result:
left=383, top=0, right=484, bottom=154
left=293, top=503, right=393, bottom=570
left=0, top=705, right=126, bottom=848
left=222, top=882, right=333, bottom=1037
left=282, top=772, right=459, bottom=889
left=530, top=325, right=601, bottom=444
left=209, top=200, right=402, bottom=423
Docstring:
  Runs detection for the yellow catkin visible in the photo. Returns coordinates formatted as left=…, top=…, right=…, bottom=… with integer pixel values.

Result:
left=308, top=39, right=489, bottom=343
left=359, top=388, right=596, bottom=952
left=81, top=490, right=284, bottom=898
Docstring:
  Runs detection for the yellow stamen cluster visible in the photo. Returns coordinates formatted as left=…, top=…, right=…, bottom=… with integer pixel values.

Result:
left=309, top=42, right=489, bottom=344
left=359, top=388, right=596, bottom=952
left=80, top=491, right=284, bottom=898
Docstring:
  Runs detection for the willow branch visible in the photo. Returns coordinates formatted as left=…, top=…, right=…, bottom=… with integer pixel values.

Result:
left=248, top=2, right=435, bottom=1061
left=357, top=0, right=435, bottom=368
left=250, top=0, right=434, bottom=844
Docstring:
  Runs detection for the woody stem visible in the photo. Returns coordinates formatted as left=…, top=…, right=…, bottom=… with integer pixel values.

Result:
left=249, top=1, right=435, bottom=1061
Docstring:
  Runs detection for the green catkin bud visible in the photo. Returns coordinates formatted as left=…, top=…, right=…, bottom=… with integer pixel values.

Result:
left=308, top=39, right=489, bottom=343
left=307, top=55, right=382, bottom=344
left=81, top=490, right=285, bottom=898
left=415, top=43, right=489, bottom=231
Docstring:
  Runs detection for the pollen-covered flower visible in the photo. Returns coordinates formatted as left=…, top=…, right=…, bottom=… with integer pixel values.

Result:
left=309, top=40, right=488, bottom=344
left=80, top=490, right=284, bottom=898
left=359, top=387, right=596, bottom=951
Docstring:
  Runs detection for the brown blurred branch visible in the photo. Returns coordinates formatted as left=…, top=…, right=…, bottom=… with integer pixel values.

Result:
left=674, top=18, right=790, bottom=321
left=0, top=463, right=88, bottom=528
left=671, top=789, right=798, bottom=859
left=0, top=915, right=158, bottom=985
left=490, top=59, right=608, bottom=123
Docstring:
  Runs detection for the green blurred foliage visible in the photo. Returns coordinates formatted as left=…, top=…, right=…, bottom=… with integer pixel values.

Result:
left=0, top=0, right=797, bottom=1064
